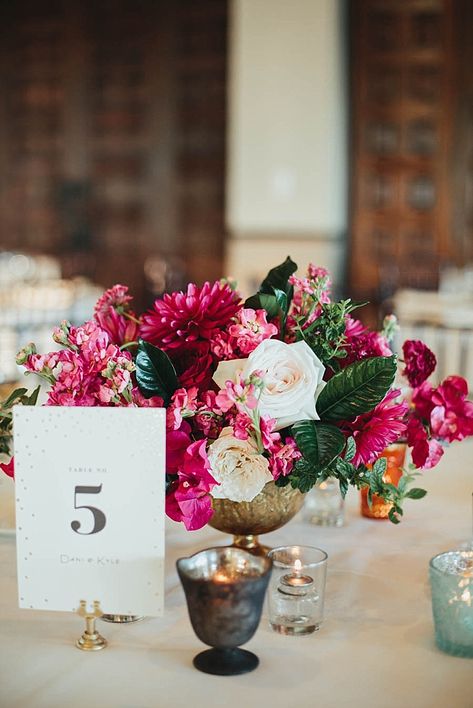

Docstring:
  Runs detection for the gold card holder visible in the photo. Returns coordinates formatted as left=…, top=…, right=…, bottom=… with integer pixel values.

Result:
left=76, top=600, right=107, bottom=651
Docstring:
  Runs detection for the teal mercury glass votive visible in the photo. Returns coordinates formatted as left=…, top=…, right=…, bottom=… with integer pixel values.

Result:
left=429, top=550, right=473, bottom=657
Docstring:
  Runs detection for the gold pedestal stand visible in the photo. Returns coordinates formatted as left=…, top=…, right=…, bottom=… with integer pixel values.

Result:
left=76, top=600, right=107, bottom=651
left=101, top=614, right=144, bottom=623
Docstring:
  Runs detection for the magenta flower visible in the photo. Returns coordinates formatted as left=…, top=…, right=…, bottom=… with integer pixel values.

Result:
left=95, top=308, right=140, bottom=347
left=140, top=281, right=241, bottom=350
left=402, top=340, right=437, bottom=388
left=406, top=417, right=444, bottom=469
left=166, top=423, right=192, bottom=473
left=340, top=319, right=392, bottom=369
left=0, top=458, right=14, bottom=479
left=175, top=342, right=215, bottom=391
left=429, top=376, right=473, bottom=443
left=227, top=308, right=278, bottom=355
left=347, top=389, right=408, bottom=467
left=166, top=439, right=218, bottom=531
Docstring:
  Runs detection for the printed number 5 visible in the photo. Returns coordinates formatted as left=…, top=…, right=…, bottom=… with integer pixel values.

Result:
left=71, top=485, right=106, bottom=535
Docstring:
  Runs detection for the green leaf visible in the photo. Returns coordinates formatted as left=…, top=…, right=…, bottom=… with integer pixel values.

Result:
left=344, top=435, right=356, bottom=462
left=135, top=339, right=178, bottom=405
left=316, top=356, right=397, bottom=422
left=1, top=388, right=28, bottom=408
left=405, top=487, right=427, bottom=500
left=24, top=386, right=40, bottom=407
left=288, top=458, right=320, bottom=493
left=372, top=457, right=387, bottom=477
left=245, top=291, right=284, bottom=319
left=259, top=256, right=297, bottom=295
left=388, top=507, right=401, bottom=524
left=292, top=420, right=345, bottom=472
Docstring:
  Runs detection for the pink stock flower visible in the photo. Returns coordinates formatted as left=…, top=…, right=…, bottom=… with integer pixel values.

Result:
left=210, top=331, right=237, bottom=360
left=348, top=389, right=408, bottom=467
left=94, top=284, right=134, bottom=314
left=131, top=388, right=164, bottom=408
left=95, top=308, right=140, bottom=347
left=140, top=281, right=241, bottom=350
left=166, top=439, right=218, bottom=531
left=232, top=412, right=253, bottom=440
left=269, top=438, right=301, bottom=480
left=227, top=308, right=278, bottom=355
left=24, top=320, right=137, bottom=408
left=0, top=458, right=14, bottom=479
left=94, top=285, right=140, bottom=346
left=406, top=417, right=444, bottom=469
left=94, top=284, right=140, bottom=346
left=402, top=340, right=437, bottom=388
left=167, top=387, right=199, bottom=430
left=260, top=416, right=280, bottom=451
left=307, top=264, right=330, bottom=282
left=215, top=377, right=259, bottom=413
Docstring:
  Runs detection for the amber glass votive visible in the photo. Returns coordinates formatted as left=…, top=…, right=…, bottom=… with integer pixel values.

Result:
left=360, top=443, right=406, bottom=519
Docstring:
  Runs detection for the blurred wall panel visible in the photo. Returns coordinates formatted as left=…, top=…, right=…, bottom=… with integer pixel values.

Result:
left=349, top=0, right=473, bottom=322
left=0, top=0, right=228, bottom=309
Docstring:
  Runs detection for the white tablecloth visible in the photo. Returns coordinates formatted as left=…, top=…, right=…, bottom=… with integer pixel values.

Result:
left=1, top=441, right=472, bottom=708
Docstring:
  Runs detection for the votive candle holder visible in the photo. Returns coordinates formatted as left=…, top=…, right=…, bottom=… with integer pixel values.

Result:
left=429, top=549, right=473, bottom=657
left=267, top=545, right=327, bottom=636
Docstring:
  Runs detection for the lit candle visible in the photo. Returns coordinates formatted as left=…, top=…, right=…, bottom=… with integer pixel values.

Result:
left=279, top=559, right=314, bottom=594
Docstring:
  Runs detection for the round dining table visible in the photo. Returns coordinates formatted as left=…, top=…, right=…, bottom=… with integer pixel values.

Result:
left=0, top=440, right=472, bottom=708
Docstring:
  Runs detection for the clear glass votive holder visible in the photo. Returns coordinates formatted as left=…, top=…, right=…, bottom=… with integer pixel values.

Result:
left=429, top=549, right=473, bottom=658
left=303, top=479, right=344, bottom=526
left=267, top=545, right=328, bottom=636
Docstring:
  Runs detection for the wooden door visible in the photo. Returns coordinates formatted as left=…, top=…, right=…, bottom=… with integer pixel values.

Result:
left=0, top=0, right=227, bottom=310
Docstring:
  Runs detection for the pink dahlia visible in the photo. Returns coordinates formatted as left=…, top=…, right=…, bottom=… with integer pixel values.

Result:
left=402, top=340, right=437, bottom=388
left=348, top=389, right=408, bottom=467
left=140, top=281, right=241, bottom=351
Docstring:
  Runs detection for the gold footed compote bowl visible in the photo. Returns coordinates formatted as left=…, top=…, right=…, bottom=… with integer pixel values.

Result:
left=208, top=481, right=304, bottom=556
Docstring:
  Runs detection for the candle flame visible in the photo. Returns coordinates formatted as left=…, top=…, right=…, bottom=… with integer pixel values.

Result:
left=294, top=559, right=302, bottom=573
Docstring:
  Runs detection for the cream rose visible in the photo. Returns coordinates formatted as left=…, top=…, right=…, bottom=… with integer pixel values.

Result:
left=208, top=428, right=273, bottom=502
left=213, top=339, right=325, bottom=430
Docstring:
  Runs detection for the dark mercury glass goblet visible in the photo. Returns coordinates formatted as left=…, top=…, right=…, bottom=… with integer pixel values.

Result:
left=176, top=547, right=272, bottom=675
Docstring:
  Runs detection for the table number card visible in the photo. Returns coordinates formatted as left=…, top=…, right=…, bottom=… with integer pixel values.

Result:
left=14, top=406, right=166, bottom=616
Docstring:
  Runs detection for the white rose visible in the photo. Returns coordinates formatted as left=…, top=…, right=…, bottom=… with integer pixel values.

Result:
left=213, top=339, right=325, bottom=430
left=208, top=428, right=273, bottom=502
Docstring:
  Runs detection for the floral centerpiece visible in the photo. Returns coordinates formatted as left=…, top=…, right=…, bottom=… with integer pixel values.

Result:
left=2, top=257, right=472, bottom=530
